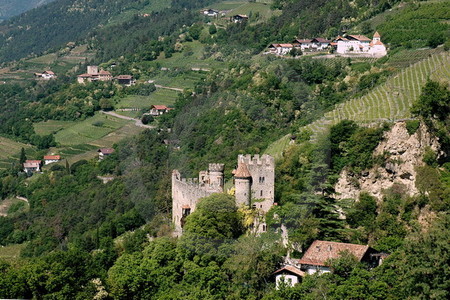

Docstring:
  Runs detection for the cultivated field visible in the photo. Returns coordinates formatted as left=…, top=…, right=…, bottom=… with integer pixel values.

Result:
left=54, top=113, right=131, bottom=146
left=116, top=88, right=179, bottom=109
left=266, top=51, right=450, bottom=157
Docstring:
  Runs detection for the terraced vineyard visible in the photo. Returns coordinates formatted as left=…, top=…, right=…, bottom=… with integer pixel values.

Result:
left=266, top=51, right=450, bottom=157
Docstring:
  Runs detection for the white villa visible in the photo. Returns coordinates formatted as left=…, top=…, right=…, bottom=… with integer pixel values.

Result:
left=335, top=32, right=387, bottom=57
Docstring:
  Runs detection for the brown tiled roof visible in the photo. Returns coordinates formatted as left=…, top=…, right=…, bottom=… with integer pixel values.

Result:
left=116, top=75, right=133, bottom=80
left=99, top=70, right=111, bottom=75
left=294, top=39, right=312, bottom=44
left=78, top=73, right=92, bottom=78
left=273, top=265, right=305, bottom=277
left=26, top=160, right=41, bottom=164
left=312, top=38, right=330, bottom=43
left=298, top=240, right=370, bottom=266
left=43, top=70, right=55, bottom=75
left=373, top=31, right=381, bottom=38
left=370, top=40, right=384, bottom=47
left=348, top=35, right=371, bottom=42
left=234, top=162, right=252, bottom=178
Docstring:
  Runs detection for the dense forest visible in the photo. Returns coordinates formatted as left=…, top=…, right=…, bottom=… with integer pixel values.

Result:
left=0, top=0, right=449, bottom=298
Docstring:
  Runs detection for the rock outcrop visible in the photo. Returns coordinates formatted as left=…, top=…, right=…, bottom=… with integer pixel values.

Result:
left=334, top=121, right=441, bottom=201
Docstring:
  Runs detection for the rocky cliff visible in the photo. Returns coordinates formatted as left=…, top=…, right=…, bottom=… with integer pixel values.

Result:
left=334, top=121, right=442, bottom=201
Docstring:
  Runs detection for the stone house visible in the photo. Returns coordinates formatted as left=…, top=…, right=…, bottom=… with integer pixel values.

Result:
left=115, top=75, right=135, bottom=86
left=77, top=66, right=112, bottom=83
left=149, top=105, right=172, bottom=116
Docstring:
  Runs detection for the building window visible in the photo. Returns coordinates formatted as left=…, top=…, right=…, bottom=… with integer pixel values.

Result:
left=260, top=190, right=263, bottom=197
left=262, top=225, right=267, bottom=232
left=259, top=177, right=265, bottom=183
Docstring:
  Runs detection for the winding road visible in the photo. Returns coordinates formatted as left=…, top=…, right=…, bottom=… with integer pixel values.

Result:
left=100, top=111, right=155, bottom=129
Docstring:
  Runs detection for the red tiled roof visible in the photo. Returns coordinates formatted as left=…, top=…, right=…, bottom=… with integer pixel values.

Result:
left=78, top=73, right=92, bottom=78
left=152, top=105, right=168, bottom=110
left=43, top=70, right=55, bottom=75
left=234, top=162, right=252, bottom=178
left=44, top=155, right=60, bottom=160
left=278, top=43, right=293, bottom=48
left=298, top=240, right=370, bottom=267
left=273, top=265, right=305, bottom=277
left=373, top=31, right=381, bottom=38
left=26, top=160, right=41, bottom=164
left=99, top=70, right=111, bottom=75
left=98, top=148, right=115, bottom=154
left=370, top=40, right=384, bottom=47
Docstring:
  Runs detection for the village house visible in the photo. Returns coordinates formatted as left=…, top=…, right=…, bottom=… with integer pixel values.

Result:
left=202, top=8, right=219, bottom=17
left=77, top=66, right=112, bottom=83
left=273, top=265, right=305, bottom=289
left=292, top=38, right=330, bottom=51
left=43, top=155, right=61, bottom=165
left=231, top=14, right=248, bottom=23
left=34, top=70, right=56, bottom=80
left=98, top=148, right=115, bottom=160
left=335, top=32, right=386, bottom=57
left=115, top=75, right=135, bottom=86
left=149, top=105, right=173, bottom=116
left=23, top=160, right=41, bottom=174
left=267, top=43, right=294, bottom=55
left=298, top=240, right=384, bottom=275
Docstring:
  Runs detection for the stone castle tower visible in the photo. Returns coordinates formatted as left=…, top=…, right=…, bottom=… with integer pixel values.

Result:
left=172, top=163, right=224, bottom=235
left=171, top=154, right=275, bottom=236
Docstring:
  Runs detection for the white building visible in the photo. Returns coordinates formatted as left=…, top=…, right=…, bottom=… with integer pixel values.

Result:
left=273, top=265, right=305, bottom=289
left=335, top=32, right=387, bottom=57
left=267, top=43, right=294, bottom=55
left=23, top=160, right=41, bottom=174
left=44, top=155, right=61, bottom=165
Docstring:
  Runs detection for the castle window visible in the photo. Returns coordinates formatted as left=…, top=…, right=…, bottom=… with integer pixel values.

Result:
left=259, top=177, right=265, bottom=183
left=260, top=190, right=263, bottom=197
left=262, top=225, right=267, bottom=232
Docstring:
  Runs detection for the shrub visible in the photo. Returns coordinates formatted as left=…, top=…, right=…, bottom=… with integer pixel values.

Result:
left=405, top=120, right=420, bottom=135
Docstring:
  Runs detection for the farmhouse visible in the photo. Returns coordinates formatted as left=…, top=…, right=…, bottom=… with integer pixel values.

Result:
left=298, top=240, right=382, bottom=275
left=292, top=38, right=330, bottom=51
left=273, top=265, right=305, bottom=289
left=77, top=66, right=112, bottom=83
left=115, top=75, right=135, bottom=86
left=203, top=8, right=219, bottom=17
left=44, top=155, right=61, bottom=165
left=98, top=148, right=115, bottom=160
left=231, top=14, right=248, bottom=23
left=149, top=105, right=173, bottom=116
left=335, top=32, right=387, bottom=57
left=34, top=70, right=56, bottom=80
left=23, top=160, right=41, bottom=174
left=267, top=43, right=294, bottom=55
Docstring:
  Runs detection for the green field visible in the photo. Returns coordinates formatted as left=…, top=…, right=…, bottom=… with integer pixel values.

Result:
left=266, top=51, right=450, bottom=157
left=34, top=120, right=77, bottom=135
left=0, top=243, right=27, bottom=263
left=0, top=136, right=31, bottom=160
left=54, top=114, right=131, bottom=146
left=116, top=88, right=179, bottom=109
left=151, top=71, right=207, bottom=90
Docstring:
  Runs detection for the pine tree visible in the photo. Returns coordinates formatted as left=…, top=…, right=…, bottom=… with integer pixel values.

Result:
left=19, top=148, right=26, bottom=164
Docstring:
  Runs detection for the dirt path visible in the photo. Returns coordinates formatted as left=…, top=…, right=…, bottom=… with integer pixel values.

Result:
left=0, top=197, right=28, bottom=216
left=154, top=84, right=184, bottom=92
left=100, top=111, right=155, bottom=129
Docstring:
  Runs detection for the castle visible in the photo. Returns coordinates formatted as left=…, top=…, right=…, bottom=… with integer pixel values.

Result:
left=172, top=154, right=275, bottom=235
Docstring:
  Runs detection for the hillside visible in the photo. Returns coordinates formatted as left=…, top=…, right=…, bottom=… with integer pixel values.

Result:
left=0, top=0, right=450, bottom=299
left=0, top=0, right=54, bottom=21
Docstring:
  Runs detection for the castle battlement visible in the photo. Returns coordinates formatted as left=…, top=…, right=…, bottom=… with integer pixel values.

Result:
left=208, top=163, right=225, bottom=172
left=239, top=154, right=275, bottom=167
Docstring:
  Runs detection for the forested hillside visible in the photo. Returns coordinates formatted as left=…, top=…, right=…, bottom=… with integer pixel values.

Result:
left=0, top=0, right=450, bottom=298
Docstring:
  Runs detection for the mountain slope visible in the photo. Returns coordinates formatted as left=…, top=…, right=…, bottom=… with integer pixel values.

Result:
left=0, top=0, right=55, bottom=21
